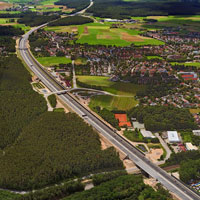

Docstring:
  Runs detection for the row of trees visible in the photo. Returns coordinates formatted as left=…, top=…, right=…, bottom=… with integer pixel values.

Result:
left=49, top=16, right=93, bottom=26
left=63, top=174, right=172, bottom=200
left=128, top=105, right=197, bottom=131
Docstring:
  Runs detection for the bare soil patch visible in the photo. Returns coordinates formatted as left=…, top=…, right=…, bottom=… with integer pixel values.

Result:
left=121, top=32, right=144, bottom=42
left=83, top=26, right=89, bottom=34
left=71, top=27, right=78, bottom=32
left=0, top=2, right=12, bottom=10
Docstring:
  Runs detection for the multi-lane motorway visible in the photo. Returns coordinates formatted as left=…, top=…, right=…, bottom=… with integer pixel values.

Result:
left=19, top=14, right=200, bottom=200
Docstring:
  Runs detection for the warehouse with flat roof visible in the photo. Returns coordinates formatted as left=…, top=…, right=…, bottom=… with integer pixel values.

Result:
left=167, top=131, right=180, bottom=143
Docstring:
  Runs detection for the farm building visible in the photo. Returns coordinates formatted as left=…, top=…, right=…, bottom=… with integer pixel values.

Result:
left=193, top=130, right=200, bottom=136
left=185, top=142, right=198, bottom=151
left=140, top=130, right=155, bottom=139
left=167, top=131, right=180, bottom=143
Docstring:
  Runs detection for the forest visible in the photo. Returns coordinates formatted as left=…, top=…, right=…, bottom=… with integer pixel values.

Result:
left=48, top=16, right=93, bottom=26
left=18, top=13, right=60, bottom=27
left=87, top=0, right=200, bottom=18
left=179, top=159, right=200, bottom=183
left=0, top=55, right=47, bottom=149
left=128, top=106, right=197, bottom=131
left=0, top=26, right=24, bottom=36
left=0, top=112, right=123, bottom=190
left=55, top=0, right=90, bottom=13
left=63, top=174, right=173, bottom=200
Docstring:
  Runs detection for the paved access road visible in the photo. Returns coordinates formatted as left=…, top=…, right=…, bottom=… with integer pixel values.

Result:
left=18, top=16, right=200, bottom=200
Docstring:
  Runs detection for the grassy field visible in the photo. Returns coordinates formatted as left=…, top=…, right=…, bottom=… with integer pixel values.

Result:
left=171, top=62, right=200, bottom=68
left=147, top=55, right=163, bottom=60
left=77, top=76, right=145, bottom=110
left=46, top=22, right=164, bottom=46
left=180, top=131, right=193, bottom=143
left=37, top=57, right=72, bottom=67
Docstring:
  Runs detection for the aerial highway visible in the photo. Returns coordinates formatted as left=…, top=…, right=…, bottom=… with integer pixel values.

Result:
left=18, top=14, right=200, bottom=200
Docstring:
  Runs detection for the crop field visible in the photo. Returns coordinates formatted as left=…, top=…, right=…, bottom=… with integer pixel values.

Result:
left=147, top=55, right=163, bottom=60
left=77, top=76, right=145, bottom=110
left=143, top=15, right=200, bottom=31
left=46, top=23, right=164, bottom=46
left=77, top=23, right=163, bottom=46
left=37, top=56, right=72, bottom=67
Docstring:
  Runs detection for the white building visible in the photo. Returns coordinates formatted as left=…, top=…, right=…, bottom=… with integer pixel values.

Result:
left=141, top=130, right=155, bottom=139
left=167, top=131, right=180, bottom=143
left=193, top=130, right=200, bottom=136
left=185, top=142, right=198, bottom=151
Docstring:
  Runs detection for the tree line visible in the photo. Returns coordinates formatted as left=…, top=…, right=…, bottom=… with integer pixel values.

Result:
left=48, top=16, right=93, bottom=26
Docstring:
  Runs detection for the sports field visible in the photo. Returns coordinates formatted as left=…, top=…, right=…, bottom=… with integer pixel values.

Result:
left=77, top=76, right=145, bottom=110
left=46, top=23, right=164, bottom=46
left=37, top=57, right=72, bottom=67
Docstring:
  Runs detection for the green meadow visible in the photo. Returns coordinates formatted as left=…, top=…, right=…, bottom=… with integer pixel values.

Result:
left=37, top=57, right=71, bottom=67
left=46, top=22, right=164, bottom=46
left=77, top=76, right=145, bottom=110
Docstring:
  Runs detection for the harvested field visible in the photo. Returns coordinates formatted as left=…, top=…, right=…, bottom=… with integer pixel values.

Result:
left=121, top=32, right=144, bottom=42
left=0, top=2, right=12, bottom=10
left=71, top=27, right=78, bottom=32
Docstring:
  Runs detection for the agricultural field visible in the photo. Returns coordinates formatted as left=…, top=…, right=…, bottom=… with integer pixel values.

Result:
left=77, top=76, right=145, bottom=110
left=143, top=15, right=200, bottom=32
left=46, top=22, right=164, bottom=46
left=0, top=18, right=17, bottom=25
left=37, top=56, right=72, bottom=67
left=147, top=55, right=163, bottom=60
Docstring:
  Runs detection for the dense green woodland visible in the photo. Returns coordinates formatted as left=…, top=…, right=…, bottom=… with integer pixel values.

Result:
left=0, top=112, right=123, bottom=190
left=0, top=26, right=24, bottom=36
left=55, top=0, right=90, bottom=13
left=63, top=174, right=172, bottom=200
left=49, top=16, right=93, bottom=26
left=128, top=106, right=197, bottom=131
left=18, top=13, right=60, bottom=27
left=87, top=0, right=200, bottom=18
left=48, top=94, right=57, bottom=108
left=0, top=190, right=20, bottom=200
left=165, top=151, right=200, bottom=183
left=179, top=159, right=200, bottom=183
left=0, top=55, right=47, bottom=149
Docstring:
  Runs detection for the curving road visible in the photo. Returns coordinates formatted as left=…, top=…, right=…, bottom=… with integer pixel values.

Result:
left=18, top=10, right=200, bottom=200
